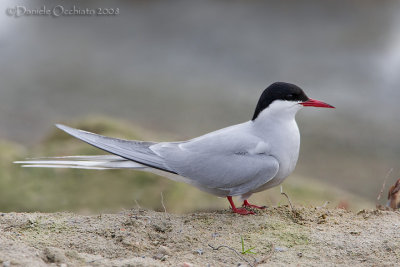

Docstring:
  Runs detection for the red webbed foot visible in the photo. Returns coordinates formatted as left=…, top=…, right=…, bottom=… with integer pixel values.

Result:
left=227, top=196, right=256, bottom=215
left=242, top=200, right=266, bottom=209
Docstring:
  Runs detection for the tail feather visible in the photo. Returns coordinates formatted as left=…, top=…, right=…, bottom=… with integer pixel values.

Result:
left=14, top=155, right=147, bottom=170
left=55, top=124, right=177, bottom=174
left=15, top=155, right=198, bottom=187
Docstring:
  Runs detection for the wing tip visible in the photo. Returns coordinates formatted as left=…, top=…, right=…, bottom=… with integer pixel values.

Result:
left=55, top=123, right=71, bottom=132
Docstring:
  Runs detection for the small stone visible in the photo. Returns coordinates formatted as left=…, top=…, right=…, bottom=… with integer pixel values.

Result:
left=42, top=247, right=67, bottom=263
left=122, top=240, right=140, bottom=250
left=3, top=261, right=11, bottom=267
left=153, top=253, right=164, bottom=260
left=194, top=249, right=203, bottom=255
left=274, top=246, right=287, bottom=252
left=153, top=253, right=169, bottom=261
left=158, top=245, right=172, bottom=256
left=384, top=241, right=396, bottom=252
left=152, top=222, right=171, bottom=233
left=181, top=263, right=193, bottom=267
left=297, top=252, right=303, bottom=257
left=161, top=255, right=169, bottom=261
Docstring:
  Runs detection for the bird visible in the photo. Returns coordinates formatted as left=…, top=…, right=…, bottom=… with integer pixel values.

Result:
left=15, top=82, right=334, bottom=215
left=387, top=178, right=400, bottom=210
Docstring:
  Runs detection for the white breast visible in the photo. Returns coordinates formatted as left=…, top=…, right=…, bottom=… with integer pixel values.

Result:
left=249, top=100, right=302, bottom=191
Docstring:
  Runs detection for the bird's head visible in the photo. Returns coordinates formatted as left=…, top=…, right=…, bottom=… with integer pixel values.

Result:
left=252, top=82, right=334, bottom=121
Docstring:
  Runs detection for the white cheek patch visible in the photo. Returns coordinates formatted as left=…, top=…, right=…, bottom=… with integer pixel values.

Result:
left=248, top=141, right=270, bottom=155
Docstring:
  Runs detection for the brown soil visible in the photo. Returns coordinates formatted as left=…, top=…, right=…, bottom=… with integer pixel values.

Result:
left=0, top=206, right=399, bottom=266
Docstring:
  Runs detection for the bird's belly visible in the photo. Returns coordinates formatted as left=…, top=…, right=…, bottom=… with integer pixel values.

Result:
left=252, top=132, right=300, bottom=193
left=275, top=151, right=299, bottom=179
left=250, top=160, right=297, bottom=194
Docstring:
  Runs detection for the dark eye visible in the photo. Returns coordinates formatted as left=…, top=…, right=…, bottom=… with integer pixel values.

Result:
left=285, top=94, right=294, bottom=100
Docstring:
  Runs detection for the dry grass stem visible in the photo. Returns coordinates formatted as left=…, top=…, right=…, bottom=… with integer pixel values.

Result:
left=280, top=186, right=294, bottom=210
left=377, top=168, right=393, bottom=202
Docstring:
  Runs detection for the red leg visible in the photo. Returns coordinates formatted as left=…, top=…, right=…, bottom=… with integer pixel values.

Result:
left=242, top=200, right=266, bottom=209
left=227, top=196, right=254, bottom=215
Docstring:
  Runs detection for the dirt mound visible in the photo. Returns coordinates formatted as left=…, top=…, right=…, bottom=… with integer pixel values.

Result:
left=0, top=207, right=399, bottom=266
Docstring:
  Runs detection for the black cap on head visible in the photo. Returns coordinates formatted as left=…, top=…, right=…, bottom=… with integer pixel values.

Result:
left=252, top=82, right=309, bottom=120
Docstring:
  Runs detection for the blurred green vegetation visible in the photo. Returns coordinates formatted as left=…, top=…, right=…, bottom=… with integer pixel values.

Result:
left=0, top=116, right=373, bottom=214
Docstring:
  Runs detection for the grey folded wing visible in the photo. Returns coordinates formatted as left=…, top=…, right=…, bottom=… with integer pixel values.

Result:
left=151, top=140, right=280, bottom=196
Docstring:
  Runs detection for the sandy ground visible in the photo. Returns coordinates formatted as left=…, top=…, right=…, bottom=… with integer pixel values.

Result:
left=0, top=206, right=399, bottom=267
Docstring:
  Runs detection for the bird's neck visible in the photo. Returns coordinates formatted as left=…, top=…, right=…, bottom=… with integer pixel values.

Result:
left=252, top=102, right=301, bottom=132
left=251, top=102, right=301, bottom=163
left=252, top=112, right=299, bottom=138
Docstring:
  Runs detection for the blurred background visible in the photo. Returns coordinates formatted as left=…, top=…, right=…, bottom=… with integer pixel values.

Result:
left=1, top=0, right=399, bottom=213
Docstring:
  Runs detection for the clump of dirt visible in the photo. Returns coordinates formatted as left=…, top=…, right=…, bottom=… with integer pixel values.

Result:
left=0, top=206, right=399, bottom=266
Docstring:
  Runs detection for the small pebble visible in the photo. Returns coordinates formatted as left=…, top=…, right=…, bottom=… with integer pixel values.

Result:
left=158, top=245, right=172, bottom=256
left=43, top=247, right=67, bottom=263
left=3, top=261, right=11, bottom=267
left=181, top=263, right=193, bottom=267
left=153, top=254, right=162, bottom=260
left=274, top=246, right=287, bottom=252
left=152, top=222, right=168, bottom=233
left=161, top=255, right=168, bottom=261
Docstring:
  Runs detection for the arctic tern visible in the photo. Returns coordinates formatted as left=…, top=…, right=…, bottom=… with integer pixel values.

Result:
left=16, top=82, right=334, bottom=215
